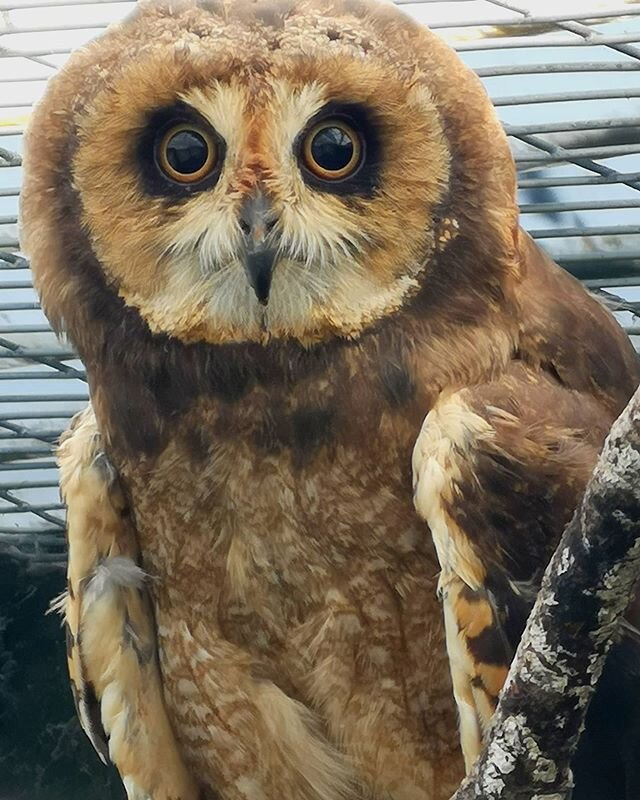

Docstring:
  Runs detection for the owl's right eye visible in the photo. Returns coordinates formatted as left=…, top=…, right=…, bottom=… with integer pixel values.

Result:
left=156, top=124, right=219, bottom=184
left=138, top=104, right=226, bottom=197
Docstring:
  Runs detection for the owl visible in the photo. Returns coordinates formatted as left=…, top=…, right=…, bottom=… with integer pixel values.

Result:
left=19, top=1, right=640, bottom=799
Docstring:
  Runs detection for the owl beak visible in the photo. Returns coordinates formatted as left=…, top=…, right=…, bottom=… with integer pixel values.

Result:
left=239, top=192, right=280, bottom=306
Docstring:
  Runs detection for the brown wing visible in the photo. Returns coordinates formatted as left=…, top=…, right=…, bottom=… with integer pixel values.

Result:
left=413, top=236, right=640, bottom=771
left=57, top=406, right=199, bottom=800
left=413, top=365, right=608, bottom=767
left=517, top=230, right=640, bottom=414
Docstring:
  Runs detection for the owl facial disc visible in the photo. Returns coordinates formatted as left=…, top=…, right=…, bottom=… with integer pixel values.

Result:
left=26, top=2, right=470, bottom=346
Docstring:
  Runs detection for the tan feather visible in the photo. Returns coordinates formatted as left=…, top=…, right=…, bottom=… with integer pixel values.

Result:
left=412, top=362, right=620, bottom=774
left=58, top=406, right=199, bottom=800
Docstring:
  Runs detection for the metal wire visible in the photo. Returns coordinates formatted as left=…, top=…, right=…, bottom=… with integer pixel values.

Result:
left=517, top=172, right=640, bottom=187
left=0, top=0, right=639, bottom=569
left=455, top=32, right=640, bottom=51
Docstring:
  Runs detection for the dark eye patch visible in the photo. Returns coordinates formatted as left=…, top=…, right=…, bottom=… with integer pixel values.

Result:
left=295, top=102, right=381, bottom=198
left=136, top=102, right=226, bottom=199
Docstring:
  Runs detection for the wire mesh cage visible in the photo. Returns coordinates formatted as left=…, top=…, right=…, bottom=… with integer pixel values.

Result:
left=0, top=0, right=639, bottom=572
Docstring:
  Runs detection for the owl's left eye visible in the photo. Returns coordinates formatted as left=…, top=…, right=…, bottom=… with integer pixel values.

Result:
left=302, top=120, right=364, bottom=182
left=156, top=124, right=218, bottom=184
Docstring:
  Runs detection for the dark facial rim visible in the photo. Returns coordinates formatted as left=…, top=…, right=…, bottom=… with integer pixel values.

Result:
left=295, top=102, right=381, bottom=198
left=136, top=101, right=227, bottom=199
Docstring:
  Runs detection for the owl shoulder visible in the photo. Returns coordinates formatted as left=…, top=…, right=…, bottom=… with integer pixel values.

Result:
left=515, top=230, right=640, bottom=415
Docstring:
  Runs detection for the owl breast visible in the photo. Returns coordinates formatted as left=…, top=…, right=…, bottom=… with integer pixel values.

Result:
left=116, top=390, right=463, bottom=799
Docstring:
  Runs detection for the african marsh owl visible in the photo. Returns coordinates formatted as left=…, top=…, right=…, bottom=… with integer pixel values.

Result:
left=20, top=1, right=640, bottom=798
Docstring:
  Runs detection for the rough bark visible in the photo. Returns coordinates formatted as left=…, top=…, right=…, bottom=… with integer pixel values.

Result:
left=453, top=385, right=640, bottom=800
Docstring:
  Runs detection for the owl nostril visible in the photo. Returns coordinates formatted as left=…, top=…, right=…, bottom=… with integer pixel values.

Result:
left=238, top=190, right=280, bottom=244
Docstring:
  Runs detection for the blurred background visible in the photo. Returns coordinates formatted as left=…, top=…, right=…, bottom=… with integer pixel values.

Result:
left=0, top=1, right=639, bottom=797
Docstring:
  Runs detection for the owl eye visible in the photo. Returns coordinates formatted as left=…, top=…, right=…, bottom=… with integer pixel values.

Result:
left=302, top=120, right=363, bottom=181
left=156, top=124, right=218, bottom=184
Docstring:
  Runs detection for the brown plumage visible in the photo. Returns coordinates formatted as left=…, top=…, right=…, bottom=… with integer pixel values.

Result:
left=20, top=1, right=640, bottom=798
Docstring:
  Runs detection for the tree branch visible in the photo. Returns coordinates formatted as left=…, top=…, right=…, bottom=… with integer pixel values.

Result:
left=453, top=385, right=640, bottom=800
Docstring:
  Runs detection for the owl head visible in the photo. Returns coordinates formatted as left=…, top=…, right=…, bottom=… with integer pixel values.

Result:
left=21, top=0, right=518, bottom=352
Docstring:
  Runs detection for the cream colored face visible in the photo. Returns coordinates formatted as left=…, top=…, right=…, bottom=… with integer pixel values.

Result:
left=72, top=45, right=450, bottom=346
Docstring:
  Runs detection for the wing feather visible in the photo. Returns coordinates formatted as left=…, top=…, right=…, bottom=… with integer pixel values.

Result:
left=412, top=365, right=610, bottom=768
left=57, top=405, right=199, bottom=800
